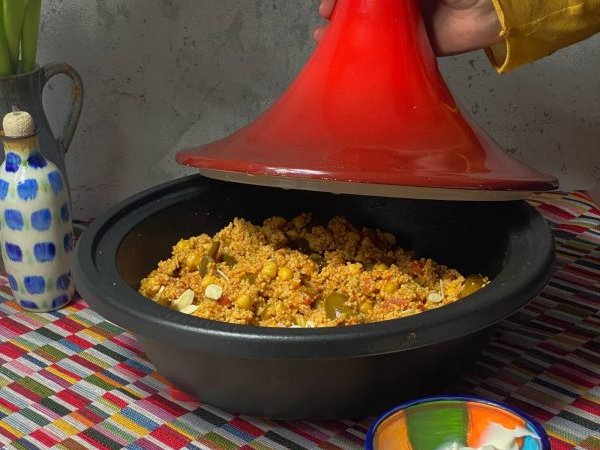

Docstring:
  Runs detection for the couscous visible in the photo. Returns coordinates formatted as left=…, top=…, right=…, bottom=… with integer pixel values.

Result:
left=138, top=214, right=488, bottom=327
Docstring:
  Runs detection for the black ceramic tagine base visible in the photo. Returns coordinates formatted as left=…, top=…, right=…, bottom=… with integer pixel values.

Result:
left=74, top=175, right=555, bottom=420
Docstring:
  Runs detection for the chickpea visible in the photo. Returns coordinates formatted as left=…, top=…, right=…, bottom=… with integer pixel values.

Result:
left=184, top=252, right=201, bottom=270
left=235, top=294, right=253, bottom=310
left=382, top=281, right=398, bottom=294
left=278, top=267, right=293, bottom=281
left=261, top=261, right=278, bottom=279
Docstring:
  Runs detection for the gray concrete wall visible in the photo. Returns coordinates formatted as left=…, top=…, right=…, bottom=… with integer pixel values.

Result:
left=38, top=1, right=599, bottom=219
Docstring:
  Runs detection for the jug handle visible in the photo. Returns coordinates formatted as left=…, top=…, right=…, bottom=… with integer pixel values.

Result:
left=41, top=63, right=84, bottom=153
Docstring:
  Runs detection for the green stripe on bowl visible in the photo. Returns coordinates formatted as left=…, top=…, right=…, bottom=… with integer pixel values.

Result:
left=406, top=401, right=468, bottom=450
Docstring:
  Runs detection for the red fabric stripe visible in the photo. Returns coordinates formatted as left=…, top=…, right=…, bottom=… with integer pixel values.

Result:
left=57, top=389, right=90, bottom=409
left=281, top=422, right=324, bottom=444
left=538, top=342, right=570, bottom=356
left=39, top=368, right=72, bottom=389
left=53, top=317, right=85, bottom=334
left=110, top=335, right=144, bottom=356
left=117, top=361, right=147, bottom=377
left=559, top=359, right=600, bottom=379
left=78, top=406, right=104, bottom=425
left=31, top=429, right=60, bottom=447
left=547, top=366, right=595, bottom=388
left=70, top=354, right=102, bottom=372
left=557, top=223, right=589, bottom=233
left=150, top=424, right=190, bottom=449
left=0, top=317, right=30, bottom=334
left=538, top=203, right=574, bottom=220
left=51, top=364, right=83, bottom=381
left=229, top=417, right=264, bottom=438
left=9, top=381, right=42, bottom=401
left=506, top=398, right=554, bottom=422
left=535, top=315, right=572, bottom=329
left=66, top=334, right=94, bottom=350
left=0, top=425, right=19, bottom=441
left=570, top=398, right=600, bottom=416
left=145, top=394, right=187, bottom=416
left=0, top=396, right=20, bottom=412
left=103, top=392, right=128, bottom=409
left=78, top=431, right=113, bottom=450
left=564, top=264, right=599, bottom=279
left=0, top=341, right=26, bottom=359
left=549, top=436, right=573, bottom=450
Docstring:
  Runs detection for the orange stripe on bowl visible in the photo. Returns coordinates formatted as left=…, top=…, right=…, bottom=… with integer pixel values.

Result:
left=375, top=411, right=412, bottom=450
left=467, top=402, right=526, bottom=448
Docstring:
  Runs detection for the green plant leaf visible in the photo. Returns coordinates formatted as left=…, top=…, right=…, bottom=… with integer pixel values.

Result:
left=21, top=0, right=40, bottom=73
left=3, top=0, right=29, bottom=72
left=0, top=0, right=15, bottom=75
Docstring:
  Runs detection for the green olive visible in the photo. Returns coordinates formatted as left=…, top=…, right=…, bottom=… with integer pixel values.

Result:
left=198, top=255, right=213, bottom=277
left=460, top=274, right=487, bottom=298
left=208, top=240, right=221, bottom=259
left=222, top=253, right=237, bottom=267
left=324, top=292, right=353, bottom=319
left=288, top=236, right=311, bottom=253
left=309, top=253, right=325, bottom=269
left=241, top=273, right=257, bottom=285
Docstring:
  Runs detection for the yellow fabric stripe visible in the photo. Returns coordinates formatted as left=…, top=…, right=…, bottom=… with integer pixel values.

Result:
left=487, top=0, right=600, bottom=73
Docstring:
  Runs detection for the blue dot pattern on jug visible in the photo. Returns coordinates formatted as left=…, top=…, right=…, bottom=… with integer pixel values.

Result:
left=17, top=179, right=38, bottom=200
left=24, top=276, right=45, bottom=294
left=34, top=242, right=56, bottom=262
left=5, top=153, right=21, bottom=173
left=60, top=202, right=70, bottom=222
left=27, top=152, right=47, bottom=169
left=20, top=300, right=38, bottom=310
left=5, top=209, right=24, bottom=230
left=48, top=171, right=63, bottom=195
left=64, top=233, right=74, bottom=252
left=0, top=180, right=8, bottom=200
left=5, top=242, right=22, bottom=262
left=56, top=272, right=71, bottom=291
left=7, top=274, right=18, bottom=291
left=31, top=208, right=52, bottom=231
left=52, top=295, right=69, bottom=309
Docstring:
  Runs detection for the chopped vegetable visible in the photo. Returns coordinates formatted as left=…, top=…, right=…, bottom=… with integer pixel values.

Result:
left=324, top=292, right=352, bottom=319
left=198, top=255, right=212, bottom=276
left=460, top=274, right=488, bottom=298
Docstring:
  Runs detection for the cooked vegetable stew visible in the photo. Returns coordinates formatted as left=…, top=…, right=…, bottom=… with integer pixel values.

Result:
left=139, top=214, right=488, bottom=327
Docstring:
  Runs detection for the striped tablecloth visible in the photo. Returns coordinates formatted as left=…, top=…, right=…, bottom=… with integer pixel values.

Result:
left=0, top=191, right=598, bottom=450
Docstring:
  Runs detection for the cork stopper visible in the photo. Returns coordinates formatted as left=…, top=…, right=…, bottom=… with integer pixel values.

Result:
left=3, top=107, right=35, bottom=138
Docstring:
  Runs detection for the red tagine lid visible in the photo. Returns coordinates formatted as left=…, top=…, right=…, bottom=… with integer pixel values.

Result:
left=177, top=0, right=558, bottom=201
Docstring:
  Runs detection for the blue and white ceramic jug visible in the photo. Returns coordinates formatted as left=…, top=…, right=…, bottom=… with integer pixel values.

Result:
left=0, top=109, right=74, bottom=311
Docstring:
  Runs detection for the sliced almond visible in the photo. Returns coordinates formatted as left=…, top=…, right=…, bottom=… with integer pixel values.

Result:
left=180, top=304, right=199, bottom=315
left=427, top=292, right=443, bottom=303
left=205, top=284, right=223, bottom=300
left=173, top=289, right=195, bottom=311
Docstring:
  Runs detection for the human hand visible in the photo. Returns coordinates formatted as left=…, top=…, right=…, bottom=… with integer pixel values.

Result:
left=314, top=0, right=502, bottom=56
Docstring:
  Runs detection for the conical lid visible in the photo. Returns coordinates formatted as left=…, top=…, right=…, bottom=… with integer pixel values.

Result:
left=177, top=0, right=558, bottom=201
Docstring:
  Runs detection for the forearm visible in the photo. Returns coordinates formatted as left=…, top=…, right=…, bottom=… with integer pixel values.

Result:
left=487, top=0, right=600, bottom=72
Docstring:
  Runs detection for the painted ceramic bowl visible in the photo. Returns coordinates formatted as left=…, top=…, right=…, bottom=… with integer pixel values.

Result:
left=366, top=396, right=550, bottom=450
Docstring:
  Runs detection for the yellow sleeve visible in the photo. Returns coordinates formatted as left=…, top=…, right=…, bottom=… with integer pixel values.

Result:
left=486, top=0, right=600, bottom=73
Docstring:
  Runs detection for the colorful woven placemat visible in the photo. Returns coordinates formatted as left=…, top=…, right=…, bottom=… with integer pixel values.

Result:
left=0, top=191, right=598, bottom=450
